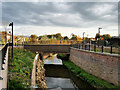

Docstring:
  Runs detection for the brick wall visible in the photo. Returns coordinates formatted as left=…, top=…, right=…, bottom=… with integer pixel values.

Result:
left=70, top=47, right=120, bottom=86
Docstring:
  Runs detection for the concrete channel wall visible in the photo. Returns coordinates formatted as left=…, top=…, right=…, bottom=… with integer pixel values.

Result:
left=31, top=54, right=39, bottom=88
left=70, top=47, right=120, bottom=86
left=31, top=53, right=47, bottom=88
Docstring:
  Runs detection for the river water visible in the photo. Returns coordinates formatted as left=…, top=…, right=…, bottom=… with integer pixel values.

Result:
left=44, top=54, right=62, bottom=65
left=43, top=55, right=94, bottom=90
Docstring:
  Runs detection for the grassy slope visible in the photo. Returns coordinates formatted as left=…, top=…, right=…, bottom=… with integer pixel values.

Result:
left=8, top=48, right=36, bottom=89
left=63, top=60, right=119, bottom=89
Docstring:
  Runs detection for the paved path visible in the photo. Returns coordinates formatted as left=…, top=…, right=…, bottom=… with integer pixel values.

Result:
left=31, top=54, right=39, bottom=88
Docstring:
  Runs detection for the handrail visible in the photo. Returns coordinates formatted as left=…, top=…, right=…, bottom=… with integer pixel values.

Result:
left=0, top=44, right=8, bottom=71
left=71, top=43, right=120, bottom=55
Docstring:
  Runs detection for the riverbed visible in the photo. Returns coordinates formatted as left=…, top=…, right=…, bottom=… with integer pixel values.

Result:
left=43, top=55, right=94, bottom=89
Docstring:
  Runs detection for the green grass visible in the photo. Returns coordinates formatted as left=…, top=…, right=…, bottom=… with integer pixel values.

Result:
left=8, top=48, right=36, bottom=89
left=57, top=54, right=69, bottom=60
left=62, top=60, right=119, bottom=89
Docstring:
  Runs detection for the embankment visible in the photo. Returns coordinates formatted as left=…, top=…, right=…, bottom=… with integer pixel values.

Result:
left=70, top=47, right=119, bottom=86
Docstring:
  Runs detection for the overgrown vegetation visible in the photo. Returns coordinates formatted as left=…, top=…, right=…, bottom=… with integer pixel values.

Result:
left=63, top=60, right=119, bottom=89
left=57, top=54, right=69, bottom=60
left=8, top=48, right=36, bottom=89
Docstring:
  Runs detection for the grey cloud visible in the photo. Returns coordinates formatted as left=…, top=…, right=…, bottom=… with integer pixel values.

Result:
left=2, top=2, right=118, bottom=28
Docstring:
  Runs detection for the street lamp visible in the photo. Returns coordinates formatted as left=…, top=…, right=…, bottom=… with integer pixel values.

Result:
left=98, top=27, right=102, bottom=47
left=9, top=22, right=13, bottom=58
left=8, top=31, right=11, bottom=42
left=98, top=27, right=102, bottom=34
left=83, top=32, right=85, bottom=44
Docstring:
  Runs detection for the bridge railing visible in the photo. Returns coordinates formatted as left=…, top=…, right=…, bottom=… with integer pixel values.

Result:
left=0, top=44, right=8, bottom=71
left=0, top=43, right=9, bottom=89
left=22, top=40, right=81, bottom=45
left=71, top=43, right=120, bottom=54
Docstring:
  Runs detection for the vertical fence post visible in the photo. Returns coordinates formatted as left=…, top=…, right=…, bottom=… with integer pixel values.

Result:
left=79, top=44, right=80, bottom=49
left=110, top=46, right=112, bottom=54
left=85, top=45, right=86, bottom=50
left=94, top=44, right=96, bottom=52
left=89, top=44, right=90, bottom=51
left=82, top=44, right=83, bottom=49
left=102, top=46, right=104, bottom=53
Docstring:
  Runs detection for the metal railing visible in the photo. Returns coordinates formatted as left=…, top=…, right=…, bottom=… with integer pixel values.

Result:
left=23, top=40, right=81, bottom=45
left=71, top=44, right=120, bottom=54
left=0, top=44, right=8, bottom=71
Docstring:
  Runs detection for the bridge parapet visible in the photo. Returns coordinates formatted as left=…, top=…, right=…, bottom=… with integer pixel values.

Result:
left=0, top=44, right=9, bottom=89
left=24, top=44, right=71, bottom=53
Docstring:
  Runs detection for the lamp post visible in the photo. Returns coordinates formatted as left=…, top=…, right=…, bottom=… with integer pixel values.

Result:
left=8, top=31, right=11, bottom=42
left=98, top=27, right=102, bottom=47
left=9, top=22, right=13, bottom=58
left=98, top=27, right=102, bottom=34
left=83, top=32, right=85, bottom=44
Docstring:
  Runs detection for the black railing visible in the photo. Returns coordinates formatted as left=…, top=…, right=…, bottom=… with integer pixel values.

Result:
left=0, top=44, right=8, bottom=71
left=71, top=44, right=119, bottom=54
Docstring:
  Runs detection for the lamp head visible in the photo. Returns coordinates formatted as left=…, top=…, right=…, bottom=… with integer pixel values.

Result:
left=9, top=22, right=13, bottom=26
left=99, top=27, right=102, bottom=30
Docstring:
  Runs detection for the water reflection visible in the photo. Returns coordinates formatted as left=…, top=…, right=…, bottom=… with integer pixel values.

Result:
left=45, top=77, right=75, bottom=89
left=43, top=55, right=94, bottom=89
left=44, top=54, right=63, bottom=65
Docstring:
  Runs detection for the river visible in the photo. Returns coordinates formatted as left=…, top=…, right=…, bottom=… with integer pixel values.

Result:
left=43, top=55, right=94, bottom=90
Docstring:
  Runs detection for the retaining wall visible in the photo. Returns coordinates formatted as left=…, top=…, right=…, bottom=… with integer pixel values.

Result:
left=70, top=47, right=120, bottom=86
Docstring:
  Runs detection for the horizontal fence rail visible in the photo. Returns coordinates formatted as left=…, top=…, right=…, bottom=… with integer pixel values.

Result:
left=14, top=40, right=82, bottom=46
left=71, top=44, right=120, bottom=54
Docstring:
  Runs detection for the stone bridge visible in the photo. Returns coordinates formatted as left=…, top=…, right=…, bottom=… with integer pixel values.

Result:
left=24, top=44, right=71, bottom=53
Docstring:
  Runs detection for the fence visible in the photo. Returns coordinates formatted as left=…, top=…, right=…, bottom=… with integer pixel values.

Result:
left=0, top=44, right=8, bottom=72
left=0, top=44, right=9, bottom=89
left=23, top=40, right=81, bottom=45
left=71, top=44, right=120, bottom=54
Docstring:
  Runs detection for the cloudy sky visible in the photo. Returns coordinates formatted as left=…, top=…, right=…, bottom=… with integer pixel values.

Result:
left=1, top=1, right=119, bottom=37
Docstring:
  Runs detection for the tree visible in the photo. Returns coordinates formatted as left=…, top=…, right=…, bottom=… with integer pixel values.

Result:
left=95, top=33, right=101, bottom=40
left=70, top=33, right=77, bottom=40
left=102, top=34, right=111, bottom=40
left=30, top=34, right=37, bottom=42
left=53, top=33, right=63, bottom=40
left=47, top=35, right=52, bottom=39
left=64, top=36, right=69, bottom=40
left=38, top=36, right=43, bottom=40
left=70, top=36, right=77, bottom=40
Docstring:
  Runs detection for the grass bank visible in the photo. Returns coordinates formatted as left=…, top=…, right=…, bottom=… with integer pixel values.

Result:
left=8, top=48, right=36, bottom=89
left=57, top=54, right=69, bottom=60
left=57, top=54, right=119, bottom=89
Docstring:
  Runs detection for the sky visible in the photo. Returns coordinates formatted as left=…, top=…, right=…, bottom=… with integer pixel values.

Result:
left=1, top=1, right=119, bottom=38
